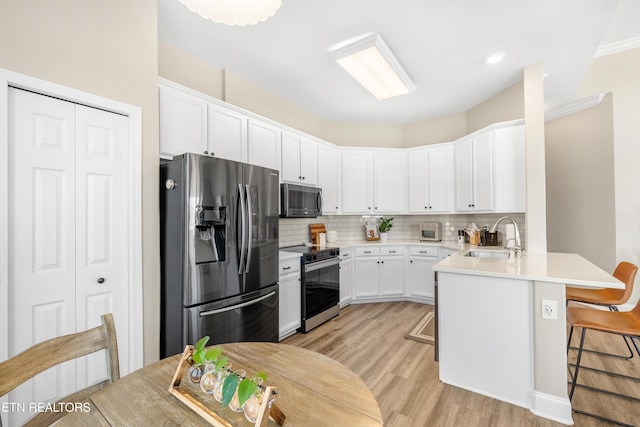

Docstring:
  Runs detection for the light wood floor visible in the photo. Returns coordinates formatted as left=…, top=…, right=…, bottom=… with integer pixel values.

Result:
left=283, top=301, right=640, bottom=426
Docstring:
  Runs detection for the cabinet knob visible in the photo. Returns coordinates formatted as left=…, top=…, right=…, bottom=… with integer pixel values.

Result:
left=381, top=261, right=384, bottom=264
left=429, top=206, right=432, bottom=209
left=302, top=176, right=305, bottom=180
left=375, top=207, right=378, bottom=210
left=204, top=150, right=208, bottom=155
left=97, top=278, right=105, bottom=284
left=283, top=266, right=291, bottom=271
left=410, top=260, right=413, bottom=263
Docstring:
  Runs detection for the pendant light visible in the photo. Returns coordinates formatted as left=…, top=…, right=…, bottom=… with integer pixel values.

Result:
left=178, top=0, right=282, bottom=26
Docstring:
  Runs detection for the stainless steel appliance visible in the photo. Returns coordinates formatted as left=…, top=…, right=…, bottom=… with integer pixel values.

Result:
left=280, top=183, right=322, bottom=218
left=160, top=153, right=280, bottom=358
left=419, top=222, right=442, bottom=241
left=280, top=245, right=340, bottom=332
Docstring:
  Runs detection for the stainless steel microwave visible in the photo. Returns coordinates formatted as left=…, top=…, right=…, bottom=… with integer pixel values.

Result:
left=280, top=183, right=322, bottom=218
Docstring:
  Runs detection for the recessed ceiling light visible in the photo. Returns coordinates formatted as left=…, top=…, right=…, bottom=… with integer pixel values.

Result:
left=328, top=33, right=415, bottom=100
left=486, top=52, right=506, bottom=65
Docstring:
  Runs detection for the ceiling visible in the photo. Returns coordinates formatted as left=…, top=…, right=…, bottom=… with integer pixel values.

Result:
left=158, top=0, right=640, bottom=124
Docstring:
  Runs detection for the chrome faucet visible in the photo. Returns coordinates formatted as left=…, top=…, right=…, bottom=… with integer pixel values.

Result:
left=490, top=216, right=522, bottom=258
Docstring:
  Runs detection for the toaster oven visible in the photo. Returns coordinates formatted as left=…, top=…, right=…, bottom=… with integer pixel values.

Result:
left=419, top=223, right=441, bottom=242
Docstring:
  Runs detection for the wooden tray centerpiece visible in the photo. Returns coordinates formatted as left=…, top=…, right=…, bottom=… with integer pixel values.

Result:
left=169, top=342, right=285, bottom=427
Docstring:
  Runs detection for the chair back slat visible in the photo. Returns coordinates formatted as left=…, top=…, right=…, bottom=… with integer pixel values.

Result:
left=0, top=313, right=119, bottom=426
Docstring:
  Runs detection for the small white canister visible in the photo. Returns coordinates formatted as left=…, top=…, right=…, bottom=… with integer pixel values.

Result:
left=326, top=230, right=337, bottom=243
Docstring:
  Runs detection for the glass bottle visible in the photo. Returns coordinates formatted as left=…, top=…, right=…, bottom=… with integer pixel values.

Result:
left=187, top=363, right=204, bottom=384
left=243, top=377, right=264, bottom=423
left=213, top=363, right=231, bottom=403
left=199, top=361, right=216, bottom=394
left=228, top=369, right=246, bottom=412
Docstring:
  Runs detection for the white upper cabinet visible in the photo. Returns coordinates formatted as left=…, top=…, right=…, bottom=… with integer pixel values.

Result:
left=454, top=121, right=525, bottom=213
left=208, top=104, right=247, bottom=163
left=159, top=84, right=208, bottom=158
left=281, top=131, right=318, bottom=186
left=407, top=143, right=453, bottom=214
left=341, top=149, right=404, bottom=214
left=159, top=80, right=246, bottom=163
left=373, top=150, right=404, bottom=214
left=317, top=142, right=341, bottom=214
left=341, top=150, right=373, bottom=214
left=247, top=118, right=281, bottom=171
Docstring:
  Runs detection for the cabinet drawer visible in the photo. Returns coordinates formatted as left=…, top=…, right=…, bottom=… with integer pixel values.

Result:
left=355, top=247, right=380, bottom=257
left=279, top=257, right=300, bottom=275
left=410, top=246, right=439, bottom=257
left=381, top=246, right=404, bottom=256
left=340, top=247, right=353, bottom=260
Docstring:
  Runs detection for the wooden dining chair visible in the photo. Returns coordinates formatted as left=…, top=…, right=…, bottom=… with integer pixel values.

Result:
left=566, top=261, right=638, bottom=359
left=566, top=297, right=640, bottom=425
left=0, top=313, right=120, bottom=427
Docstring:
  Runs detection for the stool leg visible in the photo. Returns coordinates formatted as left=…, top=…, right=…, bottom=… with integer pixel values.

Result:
left=567, top=326, right=575, bottom=355
left=569, top=328, right=586, bottom=401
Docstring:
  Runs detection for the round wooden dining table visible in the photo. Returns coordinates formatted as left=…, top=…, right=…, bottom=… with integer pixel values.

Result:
left=57, top=342, right=383, bottom=426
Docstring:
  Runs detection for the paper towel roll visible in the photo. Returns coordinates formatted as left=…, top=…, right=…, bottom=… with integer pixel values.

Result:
left=319, top=233, right=327, bottom=247
left=504, top=224, right=515, bottom=248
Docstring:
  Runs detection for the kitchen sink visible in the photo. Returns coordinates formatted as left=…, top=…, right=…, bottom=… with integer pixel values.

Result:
left=464, top=250, right=510, bottom=259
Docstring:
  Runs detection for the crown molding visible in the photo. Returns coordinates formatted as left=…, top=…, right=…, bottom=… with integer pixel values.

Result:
left=595, top=36, right=640, bottom=57
left=544, top=94, right=605, bottom=122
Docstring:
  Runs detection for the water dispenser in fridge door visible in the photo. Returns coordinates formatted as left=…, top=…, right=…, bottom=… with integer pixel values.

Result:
left=194, top=205, right=227, bottom=264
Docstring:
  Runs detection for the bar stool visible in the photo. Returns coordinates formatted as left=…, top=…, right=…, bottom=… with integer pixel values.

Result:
left=566, top=261, right=637, bottom=359
left=566, top=298, right=640, bottom=425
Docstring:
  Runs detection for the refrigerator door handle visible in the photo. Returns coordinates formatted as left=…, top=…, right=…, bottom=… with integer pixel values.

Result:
left=245, top=184, right=253, bottom=274
left=237, top=183, right=247, bottom=275
left=199, top=291, right=276, bottom=317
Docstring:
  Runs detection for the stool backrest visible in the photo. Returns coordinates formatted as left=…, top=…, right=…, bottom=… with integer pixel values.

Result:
left=614, top=261, right=638, bottom=307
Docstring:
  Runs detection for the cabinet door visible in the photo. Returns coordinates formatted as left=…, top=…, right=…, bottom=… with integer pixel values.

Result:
left=379, top=256, right=404, bottom=296
left=248, top=119, right=280, bottom=170
left=406, top=256, right=437, bottom=300
left=472, top=131, right=493, bottom=211
left=373, top=151, right=404, bottom=213
left=159, top=85, right=208, bottom=157
left=208, top=104, right=247, bottom=163
left=280, top=131, right=301, bottom=183
left=317, top=143, right=340, bottom=214
left=426, top=145, right=453, bottom=213
left=354, top=257, right=380, bottom=297
left=299, top=137, right=318, bottom=186
left=278, top=272, right=301, bottom=340
left=407, top=149, right=428, bottom=213
left=341, top=151, right=373, bottom=214
left=455, top=137, right=474, bottom=212
left=339, top=257, right=353, bottom=307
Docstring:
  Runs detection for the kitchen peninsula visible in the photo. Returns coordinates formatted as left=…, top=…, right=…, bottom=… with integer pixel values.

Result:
left=433, top=249, right=623, bottom=425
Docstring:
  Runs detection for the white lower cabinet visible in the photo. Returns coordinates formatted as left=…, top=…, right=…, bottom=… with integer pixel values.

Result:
left=339, top=248, right=353, bottom=307
left=278, top=256, right=301, bottom=340
left=405, top=246, right=438, bottom=303
left=354, top=246, right=404, bottom=301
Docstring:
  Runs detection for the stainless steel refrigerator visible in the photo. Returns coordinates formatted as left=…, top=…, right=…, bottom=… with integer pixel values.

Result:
left=160, top=153, right=280, bottom=358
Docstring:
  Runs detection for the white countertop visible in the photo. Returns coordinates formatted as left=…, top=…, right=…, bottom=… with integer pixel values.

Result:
left=433, top=248, right=623, bottom=289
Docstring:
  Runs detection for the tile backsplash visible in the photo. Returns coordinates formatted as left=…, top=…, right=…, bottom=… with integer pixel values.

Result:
left=279, top=213, right=526, bottom=248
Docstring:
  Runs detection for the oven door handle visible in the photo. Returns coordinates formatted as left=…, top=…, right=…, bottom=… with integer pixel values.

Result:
left=199, top=291, right=276, bottom=317
left=304, top=257, right=340, bottom=273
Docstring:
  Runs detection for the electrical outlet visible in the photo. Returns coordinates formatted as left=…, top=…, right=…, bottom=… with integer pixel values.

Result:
left=541, top=299, right=558, bottom=320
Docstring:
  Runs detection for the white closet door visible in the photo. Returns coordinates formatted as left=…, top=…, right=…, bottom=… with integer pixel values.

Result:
left=7, top=88, right=129, bottom=426
left=74, top=104, right=129, bottom=388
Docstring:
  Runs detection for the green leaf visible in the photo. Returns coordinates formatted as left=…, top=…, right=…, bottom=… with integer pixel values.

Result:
left=255, top=371, right=267, bottom=383
left=195, top=336, right=210, bottom=351
left=237, top=378, right=256, bottom=407
left=221, top=374, right=238, bottom=408
left=204, top=347, right=222, bottom=362
left=192, top=349, right=205, bottom=365
left=214, top=355, right=228, bottom=371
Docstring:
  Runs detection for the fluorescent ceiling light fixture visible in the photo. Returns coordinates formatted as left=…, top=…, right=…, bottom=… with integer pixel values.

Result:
left=485, top=51, right=506, bottom=64
left=329, top=33, right=415, bottom=100
left=178, top=0, right=281, bottom=26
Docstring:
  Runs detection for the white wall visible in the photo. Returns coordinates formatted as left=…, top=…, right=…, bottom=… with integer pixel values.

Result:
left=576, top=47, right=640, bottom=306
left=0, top=0, right=160, bottom=365
left=545, top=94, right=616, bottom=272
